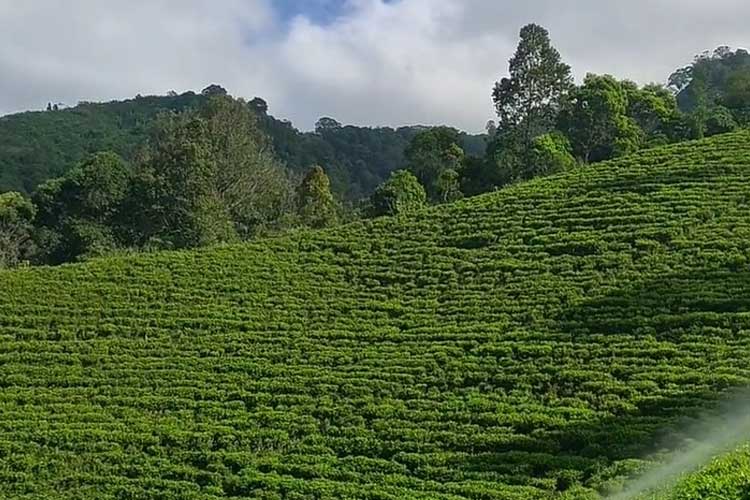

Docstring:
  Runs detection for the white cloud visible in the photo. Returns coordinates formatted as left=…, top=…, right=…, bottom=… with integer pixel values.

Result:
left=0, top=0, right=749, bottom=133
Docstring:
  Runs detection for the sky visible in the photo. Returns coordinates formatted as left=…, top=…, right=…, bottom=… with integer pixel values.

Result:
left=0, top=0, right=748, bottom=133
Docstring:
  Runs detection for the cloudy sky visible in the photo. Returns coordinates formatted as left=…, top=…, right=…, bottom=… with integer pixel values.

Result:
left=0, top=0, right=748, bottom=132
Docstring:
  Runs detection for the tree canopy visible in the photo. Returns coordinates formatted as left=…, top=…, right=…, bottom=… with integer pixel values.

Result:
left=369, top=169, right=427, bottom=218
left=33, top=152, right=131, bottom=263
left=492, top=24, right=574, bottom=149
left=557, top=74, right=642, bottom=163
left=0, top=191, right=37, bottom=268
left=296, top=165, right=338, bottom=229
left=404, top=127, right=465, bottom=203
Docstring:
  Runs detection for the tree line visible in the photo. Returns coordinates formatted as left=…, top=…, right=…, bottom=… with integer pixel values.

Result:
left=2, top=24, right=749, bottom=267
left=1, top=95, right=339, bottom=266
left=370, top=25, right=750, bottom=221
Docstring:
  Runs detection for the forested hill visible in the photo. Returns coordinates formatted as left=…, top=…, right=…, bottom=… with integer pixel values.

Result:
left=0, top=91, right=485, bottom=199
left=2, top=131, right=750, bottom=498
left=0, top=93, right=204, bottom=194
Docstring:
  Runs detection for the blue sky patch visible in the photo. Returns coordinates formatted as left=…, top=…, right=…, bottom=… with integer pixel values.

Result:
left=274, top=0, right=350, bottom=26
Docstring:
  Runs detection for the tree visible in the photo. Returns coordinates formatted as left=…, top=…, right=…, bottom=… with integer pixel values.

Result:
left=492, top=24, right=573, bottom=156
left=704, top=105, right=738, bottom=136
left=436, top=166, right=463, bottom=203
left=369, top=170, right=426, bottom=217
left=201, top=84, right=228, bottom=96
left=485, top=120, right=497, bottom=137
left=723, top=69, right=750, bottom=124
left=0, top=192, right=37, bottom=268
left=132, top=96, right=293, bottom=247
left=669, top=47, right=750, bottom=114
left=623, top=82, right=679, bottom=145
left=315, top=117, right=342, bottom=134
left=296, top=166, right=338, bottom=228
left=33, top=152, right=131, bottom=263
left=250, top=97, right=268, bottom=115
left=131, top=112, right=234, bottom=249
left=528, top=132, right=576, bottom=178
left=404, top=127, right=465, bottom=202
left=460, top=154, right=502, bottom=196
left=557, top=74, right=643, bottom=163
left=202, top=96, right=293, bottom=238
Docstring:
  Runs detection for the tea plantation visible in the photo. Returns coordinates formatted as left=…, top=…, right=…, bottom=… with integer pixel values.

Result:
left=654, top=445, right=750, bottom=499
left=3, top=131, right=750, bottom=499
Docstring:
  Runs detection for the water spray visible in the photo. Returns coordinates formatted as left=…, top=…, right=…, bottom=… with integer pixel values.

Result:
left=609, top=389, right=750, bottom=499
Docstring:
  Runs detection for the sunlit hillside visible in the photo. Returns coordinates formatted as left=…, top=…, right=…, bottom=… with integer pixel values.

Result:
left=2, top=132, right=750, bottom=499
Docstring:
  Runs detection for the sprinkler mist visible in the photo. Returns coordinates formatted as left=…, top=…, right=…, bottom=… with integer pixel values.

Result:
left=609, top=389, right=750, bottom=500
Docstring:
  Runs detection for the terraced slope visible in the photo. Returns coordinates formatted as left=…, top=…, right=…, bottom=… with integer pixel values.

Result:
left=3, top=132, right=750, bottom=499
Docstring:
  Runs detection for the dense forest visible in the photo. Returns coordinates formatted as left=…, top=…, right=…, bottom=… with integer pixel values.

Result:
left=0, top=89, right=485, bottom=200
left=1, top=25, right=750, bottom=269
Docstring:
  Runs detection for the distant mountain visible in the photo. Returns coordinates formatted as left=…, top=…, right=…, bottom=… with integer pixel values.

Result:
left=0, top=91, right=487, bottom=200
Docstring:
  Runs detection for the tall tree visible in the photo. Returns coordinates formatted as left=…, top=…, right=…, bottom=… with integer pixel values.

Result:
left=723, top=69, right=750, bottom=124
left=131, top=113, right=234, bottom=249
left=202, top=96, right=293, bottom=238
left=315, top=117, right=343, bottom=134
left=0, top=192, right=37, bottom=268
left=296, top=166, right=338, bottom=229
left=201, top=84, right=228, bottom=96
left=492, top=24, right=573, bottom=154
left=132, top=96, right=292, bottom=248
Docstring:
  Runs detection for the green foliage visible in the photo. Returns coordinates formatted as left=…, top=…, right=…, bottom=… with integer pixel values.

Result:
left=472, top=129, right=524, bottom=190
left=492, top=24, right=573, bottom=149
left=201, top=84, right=228, bottom=97
left=201, top=96, right=293, bottom=238
left=33, top=152, right=132, bottom=263
left=670, top=47, right=750, bottom=129
left=723, top=69, right=750, bottom=122
left=634, top=445, right=750, bottom=499
left=623, top=82, right=682, bottom=146
left=704, top=105, right=738, bottom=137
left=558, top=74, right=644, bottom=163
left=0, top=92, right=205, bottom=194
left=253, top=114, right=484, bottom=202
left=28, top=96, right=294, bottom=262
left=0, top=191, right=36, bottom=268
left=2, top=132, right=750, bottom=498
left=131, top=112, right=237, bottom=249
left=484, top=23, right=574, bottom=192
left=133, top=96, right=292, bottom=248
left=460, top=154, right=499, bottom=197
left=296, top=165, right=338, bottom=229
left=529, top=132, right=576, bottom=177
left=405, top=127, right=465, bottom=202
left=481, top=130, right=575, bottom=186
left=368, top=169, right=427, bottom=217
left=436, top=167, right=463, bottom=203
left=0, top=90, right=485, bottom=202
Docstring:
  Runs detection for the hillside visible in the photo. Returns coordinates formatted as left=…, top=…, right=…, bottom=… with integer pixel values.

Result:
left=0, top=93, right=205, bottom=193
left=652, top=445, right=750, bottom=499
left=0, top=93, right=486, bottom=200
left=2, top=131, right=750, bottom=499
